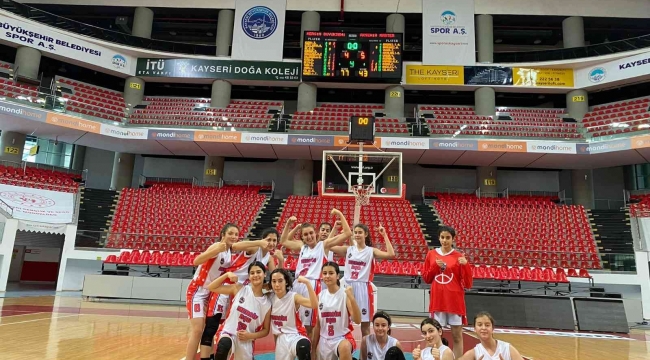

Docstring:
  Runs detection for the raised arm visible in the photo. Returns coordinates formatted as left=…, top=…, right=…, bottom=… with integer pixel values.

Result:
left=294, top=276, right=318, bottom=309
left=345, top=286, right=362, bottom=324
left=323, top=209, right=352, bottom=252
left=280, top=216, right=304, bottom=252
left=206, top=272, right=241, bottom=296
left=193, top=241, right=228, bottom=266
left=372, top=225, right=396, bottom=260
left=232, top=239, right=269, bottom=253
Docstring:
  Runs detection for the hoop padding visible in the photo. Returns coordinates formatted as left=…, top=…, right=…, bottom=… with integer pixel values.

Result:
left=317, top=181, right=407, bottom=201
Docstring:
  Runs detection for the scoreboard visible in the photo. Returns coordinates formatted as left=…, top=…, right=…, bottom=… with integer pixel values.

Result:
left=302, top=31, right=402, bottom=83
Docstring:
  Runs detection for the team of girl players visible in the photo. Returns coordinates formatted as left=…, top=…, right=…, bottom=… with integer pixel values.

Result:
left=184, top=211, right=523, bottom=360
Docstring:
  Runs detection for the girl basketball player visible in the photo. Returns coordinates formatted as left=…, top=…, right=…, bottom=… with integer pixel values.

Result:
left=313, top=261, right=362, bottom=360
left=269, top=268, right=318, bottom=360
left=280, top=209, right=352, bottom=341
left=412, top=318, right=453, bottom=360
left=360, top=311, right=404, bottom=360
left=422, top=226, right=473, bottom=359
left=209, top=228, right=283, bottom=340
left=458, top=312, right=524, bottom=360
left=330, top=223, right=395, bottom=337
left=185, top=224, right=269, bottom=360
left=207, top=261, right=272, bottom=360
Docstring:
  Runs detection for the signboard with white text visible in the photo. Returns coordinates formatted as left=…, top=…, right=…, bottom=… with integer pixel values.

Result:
left=0, top=13, right=134, bottom=75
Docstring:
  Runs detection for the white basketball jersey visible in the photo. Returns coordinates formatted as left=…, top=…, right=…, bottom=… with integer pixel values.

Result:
left=192, top=249, right=231, bottom=289
left=422, top=345, right=451, bottom=360
left=327, top=250, right=334, bottom=261
left=365, top=334, right=398, bottom=360
left=295, top=241, right=327, bottom=280
left=230, top=248, right=269, bottom=284
left=344, top=246, right=375, bottom=282
left=318, top=287, right=353, bottom=340
left=221, top=285, right=271, bottom=336
left=270, top=292, right=307, bottom=336
left=474, top=341, right=511, bottom=360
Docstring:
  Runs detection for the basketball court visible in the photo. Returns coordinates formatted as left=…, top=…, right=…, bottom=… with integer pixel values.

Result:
left=0, top=294, right=648, bottom=359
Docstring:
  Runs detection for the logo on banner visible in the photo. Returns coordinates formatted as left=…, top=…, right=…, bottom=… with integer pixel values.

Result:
left=431, top=10, right=468, bottom=35
left=588, top=67, right=606, bottom=83
left=430, top=139, right=478, bottom=150
left=111, top=55, right=127, bottom=70
left=0, top=191, right=55, bottom=208
left=440, top=11, right=457, bottom=25
left=289, top=135, right=333, bottom=146
left=242, top=6, right=278, bottom=39
left=148, top=130, right=193, bottom=141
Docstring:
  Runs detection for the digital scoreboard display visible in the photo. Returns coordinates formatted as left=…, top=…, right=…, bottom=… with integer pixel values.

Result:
left=302, top=31, right=402, bottom=83
left=349, top=116, right=375, bottom=143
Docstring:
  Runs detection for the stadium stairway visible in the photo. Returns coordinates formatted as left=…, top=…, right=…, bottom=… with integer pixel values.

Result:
left=413, top=204, right=442, bottom=248
left=589, top=209, right=636, bottom=271
left=249, top=198, right=285, bottom=238
left=77, top=188, right=119, bottom=232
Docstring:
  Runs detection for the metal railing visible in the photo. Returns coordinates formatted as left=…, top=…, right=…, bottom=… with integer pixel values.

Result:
left=0, top=198, right=13, bottom=218
left=476, top=188, right=509, bottom=199
left=594, top=198, right=627, bottom=210
left=507, top=190, right=560, bottom=198
left=600, top=253, right=637, bottom=272
left=138, top=175, right=195, bottom=187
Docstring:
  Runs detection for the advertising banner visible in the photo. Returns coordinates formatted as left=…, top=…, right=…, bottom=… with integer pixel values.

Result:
left=231, top=0, right=287, bottom=61
left=333, top=136, right=381, bottom=148
left=430, top=139, right=478, bottom=151
left=147, top=130, right=194, bottom=141
left=100, top=124, right=148, bottom=139
left=422, top=0, right=475, bottom=66
left=135, top=58, right=300, bottom=81
left=464, top=66, right=513, bottom=86
left=513, top=68, right=574, bottom=87
left=631, top=135, right=650, bottom=149
left=0, top=183, right=74, bottom=223
left=0, top=14, right=133, bottom=75
left=0, top=101, right=46, bottom=122
left=194, top=131, right=242, bottom=143
left=576, top=51, right=650, bottom=88
left=45, top=113, right=100, bottom=133
left=478, top=141, right=527, bottom=152
left=288, top=135, right=334, bottom=146
left=576, top=139, right=631, bottom=154
left=380, top=137, right=429, bottom=149
left=241, top=133, right=288, bottom=145
left=526, top=141, right=576, bottom=154
left=405, top=65, right=464, bottom=85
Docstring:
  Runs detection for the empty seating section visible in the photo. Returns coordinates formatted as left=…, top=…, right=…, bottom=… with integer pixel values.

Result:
left=0, top=164, right=80, bottom=192
left=104, top=250, right=198, bottom=267
left=291, top=103, right=408, bottom=134
left=0, top=61, right=11, bottom=70
left=583, top=97, right=650, bottom=138
left=433, top=194, right=598, bottom=281
left=421, top=106, right=580, bottom=139
left=56, top=77, right=126, bottom=122
left=107, top=184, right=266, bottom=254
left=130, top=98, right=281, bottom=129
left=630, top=194, right=650, bottom=217
left=0, top=78, right=39, bottom=99
left=278, top=196, right=426, bottom=275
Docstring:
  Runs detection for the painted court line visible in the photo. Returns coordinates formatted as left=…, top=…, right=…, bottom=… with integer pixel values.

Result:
left=0, top=314, right=82, bottom=326
left=0, top=311, right=46, bottom=318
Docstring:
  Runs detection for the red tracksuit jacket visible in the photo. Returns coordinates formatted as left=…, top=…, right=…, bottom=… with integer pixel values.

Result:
left=422, top=248, right=473, bottom=324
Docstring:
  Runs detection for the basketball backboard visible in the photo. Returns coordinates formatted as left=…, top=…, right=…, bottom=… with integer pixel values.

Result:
left=321, top=150, right=403, bottom=199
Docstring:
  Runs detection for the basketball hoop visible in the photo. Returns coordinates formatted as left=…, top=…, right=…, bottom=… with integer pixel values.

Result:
left=352, top=184, right=373, bottom=207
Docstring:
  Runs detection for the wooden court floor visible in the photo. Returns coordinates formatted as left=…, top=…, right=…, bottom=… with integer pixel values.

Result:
left=0, top=295, right=648, bottom=360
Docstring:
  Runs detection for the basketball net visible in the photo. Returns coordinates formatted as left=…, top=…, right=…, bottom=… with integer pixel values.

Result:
left=352, top=184, right=373, bottom=226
